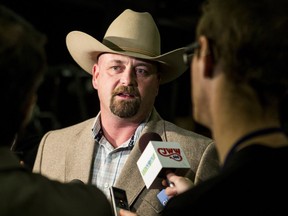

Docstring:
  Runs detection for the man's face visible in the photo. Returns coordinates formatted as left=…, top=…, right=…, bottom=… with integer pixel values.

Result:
left=191, top=48, right=209, bottom=128
left=190, top=37, right=213, bottom=129
left=92, top=53, right=160, bottom=120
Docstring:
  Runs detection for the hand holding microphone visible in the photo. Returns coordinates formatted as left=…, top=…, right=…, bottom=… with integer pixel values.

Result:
left=137, top=132, right=191, bottom=206
left=163, top=172, right=194, bottom=197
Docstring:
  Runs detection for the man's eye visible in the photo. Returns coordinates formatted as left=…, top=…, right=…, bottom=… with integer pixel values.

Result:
left=111, top=66, right=122, bottom=72
left=136, top=68, right=148, bottom=76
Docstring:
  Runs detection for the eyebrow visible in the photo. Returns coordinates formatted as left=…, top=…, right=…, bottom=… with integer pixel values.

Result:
left=108, top=58, right=156, bottom=67
left=110, top=59, right=123, bottom=64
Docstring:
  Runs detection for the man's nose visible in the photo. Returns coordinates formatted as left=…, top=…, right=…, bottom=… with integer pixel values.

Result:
left=120, top=69, right=136, bottom=86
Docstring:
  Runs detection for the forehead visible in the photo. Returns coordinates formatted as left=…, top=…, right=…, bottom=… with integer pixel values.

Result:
left=98, top=53, right=158, bottom=66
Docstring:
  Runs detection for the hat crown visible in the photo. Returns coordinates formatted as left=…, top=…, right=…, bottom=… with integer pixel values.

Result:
left=66, top=9, right=187, bottom=85
left=103, top=9, right=161, bottom=57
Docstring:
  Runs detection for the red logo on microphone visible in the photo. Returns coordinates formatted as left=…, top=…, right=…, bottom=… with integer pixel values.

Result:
left=157, top=148, right=183, bottom=161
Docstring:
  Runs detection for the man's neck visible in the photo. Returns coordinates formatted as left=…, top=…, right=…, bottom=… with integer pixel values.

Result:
left=100, top=113, right=147, bottom=148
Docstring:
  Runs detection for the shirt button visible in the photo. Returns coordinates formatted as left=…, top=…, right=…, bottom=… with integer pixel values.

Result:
left=104, top=182, right=109, bottom=188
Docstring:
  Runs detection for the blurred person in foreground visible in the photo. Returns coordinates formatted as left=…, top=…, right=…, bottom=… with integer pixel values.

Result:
left=0, top=4, right=113, bottom=215
left=157, top=0, right=288, bottom=215
left=33, top=8, right=220, bottom=216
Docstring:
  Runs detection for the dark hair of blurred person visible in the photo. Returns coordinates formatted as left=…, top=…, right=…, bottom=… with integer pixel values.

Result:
left=0, top=4, right=113, bottom=215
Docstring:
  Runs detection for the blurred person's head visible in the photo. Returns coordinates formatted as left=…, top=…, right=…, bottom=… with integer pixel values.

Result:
left=0, top=4, right=47, bottom=146
left=191, top=0, right=288, bottom=128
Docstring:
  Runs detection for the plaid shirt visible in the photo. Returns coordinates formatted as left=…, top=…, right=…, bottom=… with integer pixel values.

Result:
left=91, top=113, right=147, bottom=198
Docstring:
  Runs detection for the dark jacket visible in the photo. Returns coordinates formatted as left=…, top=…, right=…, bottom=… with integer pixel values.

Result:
left=162, top=144, right=288, bottom=216
left=0, top=147, right=113, bottom=216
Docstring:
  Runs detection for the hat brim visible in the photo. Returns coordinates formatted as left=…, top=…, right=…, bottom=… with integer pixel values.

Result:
left=66, top=31, right=188, bottom=84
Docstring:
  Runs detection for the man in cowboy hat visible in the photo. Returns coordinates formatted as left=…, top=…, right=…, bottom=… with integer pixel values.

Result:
left=33, top=9, right=219, bottom=216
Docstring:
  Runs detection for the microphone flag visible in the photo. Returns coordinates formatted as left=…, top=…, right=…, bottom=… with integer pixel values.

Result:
left=137, top=140, right=190, bottom=189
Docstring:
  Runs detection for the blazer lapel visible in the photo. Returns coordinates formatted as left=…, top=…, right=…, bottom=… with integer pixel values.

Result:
left=114, top=143, right=145, bottom=203
left=65, top=120, right=95, bottom=183
left=114, top=109, right=166, bottom=209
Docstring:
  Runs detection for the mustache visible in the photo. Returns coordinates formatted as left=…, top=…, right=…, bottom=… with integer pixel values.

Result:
left=112, top=86, right=140, bottom=97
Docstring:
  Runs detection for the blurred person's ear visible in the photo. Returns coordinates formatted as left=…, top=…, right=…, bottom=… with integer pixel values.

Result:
left=21, top=94, right=37, bottom=128
left=199, top=36, right=214, bottom=78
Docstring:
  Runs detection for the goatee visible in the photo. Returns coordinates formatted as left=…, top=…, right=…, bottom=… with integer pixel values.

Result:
left=110, top=86, right=141, bottom=118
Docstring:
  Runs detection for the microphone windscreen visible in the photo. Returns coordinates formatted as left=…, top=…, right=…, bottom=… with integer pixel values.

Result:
left=138, top=132, right=162, bottom=153
left=70, top=179, right=84, bottom=184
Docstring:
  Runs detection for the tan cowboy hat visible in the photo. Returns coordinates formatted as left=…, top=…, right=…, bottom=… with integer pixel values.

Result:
left=66, top=9, right=188, bottom=84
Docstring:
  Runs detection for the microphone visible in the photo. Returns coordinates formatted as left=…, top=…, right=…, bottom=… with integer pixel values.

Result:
left=138, top=132, right=162, bottom=152
left=137, top=132, right=191, bottom=189
left=70, top=179, right=84, bottom=184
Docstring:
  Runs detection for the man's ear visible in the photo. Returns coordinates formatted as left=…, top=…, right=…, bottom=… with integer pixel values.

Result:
left=199, top=36, right=214, bottom=78
left=92, top=64, right=99, bottom=89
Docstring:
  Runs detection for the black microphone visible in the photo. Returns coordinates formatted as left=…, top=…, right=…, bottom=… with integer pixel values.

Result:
left=138, top=132, right=162, bottom=153
left=70, top=179, right=84, bottom=184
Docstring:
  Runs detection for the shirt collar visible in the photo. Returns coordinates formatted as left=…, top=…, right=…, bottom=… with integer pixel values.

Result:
left=91, top=112, right=151, bottom=145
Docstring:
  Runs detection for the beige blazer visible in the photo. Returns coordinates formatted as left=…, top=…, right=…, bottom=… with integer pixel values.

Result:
left=33, top=108, right=219, bottom=216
